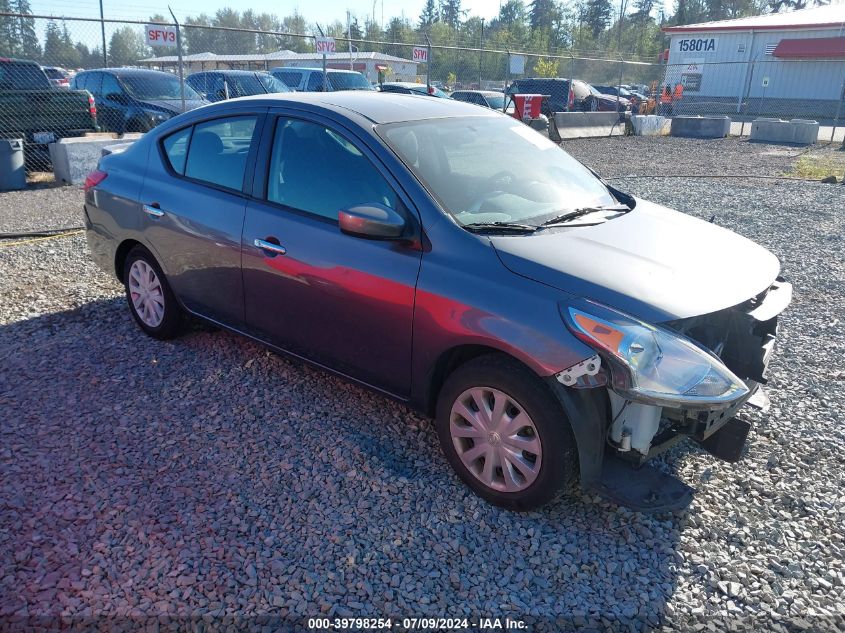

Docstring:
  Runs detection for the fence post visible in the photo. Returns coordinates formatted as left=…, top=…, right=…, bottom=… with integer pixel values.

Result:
left=830, top=78, right=844, bottom=143
left=426, top=34, right=432, bottom=94
left=568, top=52, right=574, bottom=112
left=98, top=0, right=107, bottom=66
left=168, top=6, right=185, bottom=114
left=739, top=59, right=756, bottom=137
left=617, top=53, right=624, bottom=113
left=504, top=50, right=510, bottom=112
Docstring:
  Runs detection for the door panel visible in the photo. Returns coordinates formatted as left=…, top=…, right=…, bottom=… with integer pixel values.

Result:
left=140, top=114, right=262, bottom=326
left=241, top=115, right=422, bottom=397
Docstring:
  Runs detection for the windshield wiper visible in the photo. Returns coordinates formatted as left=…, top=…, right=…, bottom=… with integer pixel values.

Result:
left=462, top=221, right=538, bottom=234
left=540, top=205, right=630, bottom=227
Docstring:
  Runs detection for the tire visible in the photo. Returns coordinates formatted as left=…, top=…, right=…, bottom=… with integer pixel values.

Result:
left=435, top=354, right=578, bottom=511
left=123, top=245, right=183, bottom=340
left=588, top=97, right=598, bottom=112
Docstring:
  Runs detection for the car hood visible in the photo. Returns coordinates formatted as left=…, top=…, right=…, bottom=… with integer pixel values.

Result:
left=139, top=99, right=206, bottom=114
left=490, top=198, right=780, bottom=322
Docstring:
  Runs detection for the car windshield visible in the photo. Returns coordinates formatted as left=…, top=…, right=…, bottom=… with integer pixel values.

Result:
left=328, top=72, right=372, bottom=91
left=257, top=73, right=290, bottom=93
left=485, top=94, right=505, bottom=109
left=121, top=74, right=201, bottom=100
left=380, top=116, right=616, bottom=226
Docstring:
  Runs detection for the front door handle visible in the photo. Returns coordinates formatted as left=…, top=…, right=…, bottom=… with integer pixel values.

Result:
left=143, top=203, right=164, bottom=218
left=254, top=238, right=287, bottom=256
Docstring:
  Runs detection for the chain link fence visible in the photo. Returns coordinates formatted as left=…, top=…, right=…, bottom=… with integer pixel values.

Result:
left=2, top=12, right=844, bottom=174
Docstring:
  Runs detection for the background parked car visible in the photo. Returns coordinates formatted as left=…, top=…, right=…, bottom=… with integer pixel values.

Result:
left=507, top=78, right=629, bottom=115
left=378, top=82, right=450, bottom=98
left=0, top=58, right=97, bottom=169
left=71, top=68, right=206, bottom=134
left=186, top=70, right=290, bottom=102
left=41, top=66, right=71, bottom=88
left=270, top=67, right=373, bottom=92
left=585, top=83, right=630, bottom=112
left=450, top=89, right=507, bottom=110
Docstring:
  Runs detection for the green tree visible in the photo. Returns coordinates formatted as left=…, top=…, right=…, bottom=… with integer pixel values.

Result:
left=533, top=57, right=559, bottom=77
left=440, top=0, right=464, bottom=29
left=11, top=0, right=40, bottom=59
left=108, top=26, right=148, bottom=66
left=419, top=0, right=439, bottom=30
left=0, top=0, right=17, bottom=57
left=583, top=0, right=613, bottom=37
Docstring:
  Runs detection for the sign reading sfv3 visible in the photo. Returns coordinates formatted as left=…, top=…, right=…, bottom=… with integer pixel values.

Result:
left=315, top=37, right=336, bottom=54
left=146, top=25, right=177, bottom=48
left=676, top=37, right=718, bottom=53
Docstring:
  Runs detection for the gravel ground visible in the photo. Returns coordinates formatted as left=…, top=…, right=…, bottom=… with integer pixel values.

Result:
left=564, top=134, right=844, bottom=179
left=1, top=137, right=844, bottom=631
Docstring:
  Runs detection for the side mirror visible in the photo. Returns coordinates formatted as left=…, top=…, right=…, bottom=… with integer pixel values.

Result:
left=339, top=204, right=406, bottom=240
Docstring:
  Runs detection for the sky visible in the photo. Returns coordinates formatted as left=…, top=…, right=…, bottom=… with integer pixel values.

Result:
left=31, top=0, right=505, bottom=26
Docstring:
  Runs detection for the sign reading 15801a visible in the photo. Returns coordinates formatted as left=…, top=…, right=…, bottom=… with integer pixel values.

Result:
left=677, top=37, right=717, bottom=53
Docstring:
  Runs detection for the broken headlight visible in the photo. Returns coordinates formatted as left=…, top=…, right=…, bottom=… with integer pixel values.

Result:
left=562, top=301, right=749, bottom=409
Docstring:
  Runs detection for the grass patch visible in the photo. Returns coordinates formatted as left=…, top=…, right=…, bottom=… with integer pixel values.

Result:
left=789, top=152, right=845, bottom=180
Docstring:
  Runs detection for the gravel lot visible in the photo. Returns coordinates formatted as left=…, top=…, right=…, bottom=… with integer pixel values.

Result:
left=1, top=137, right=844, bottom=631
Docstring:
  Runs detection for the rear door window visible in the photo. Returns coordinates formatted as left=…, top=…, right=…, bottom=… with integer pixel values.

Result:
left=0, top=62, right=51, bottom=90
left=183, top=116, right=258, bottom=191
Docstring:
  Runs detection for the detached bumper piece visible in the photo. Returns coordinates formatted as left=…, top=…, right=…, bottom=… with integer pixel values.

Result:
left=590, top=456, right=694, bottom=513
left=697, top=417, right=751, bottom=463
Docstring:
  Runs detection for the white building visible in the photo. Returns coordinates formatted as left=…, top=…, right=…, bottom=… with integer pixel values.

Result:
left=662, top=5, right=845, bottom=118
left=140, top=51, right=419, bottom=84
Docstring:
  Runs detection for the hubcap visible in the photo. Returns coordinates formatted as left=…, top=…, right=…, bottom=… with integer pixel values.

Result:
left=128, top=260, right=165, bottom=328
left=450, top=387, right=542, bottom=493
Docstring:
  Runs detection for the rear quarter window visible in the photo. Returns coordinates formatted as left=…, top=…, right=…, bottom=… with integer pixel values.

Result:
left=162, top=126, right=192, bottom=175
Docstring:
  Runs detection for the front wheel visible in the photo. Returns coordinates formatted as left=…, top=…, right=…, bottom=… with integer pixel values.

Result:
left=588, top=97, right=599, bottom=112
left=435, top=355, right=578, bottom=510
left=123, top=245, right=184, bottom=339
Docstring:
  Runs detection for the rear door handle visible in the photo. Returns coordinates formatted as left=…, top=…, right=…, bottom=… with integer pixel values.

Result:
left=254, top=238, right=287, bottom=256
left=143, top=203, right=164, bottom=218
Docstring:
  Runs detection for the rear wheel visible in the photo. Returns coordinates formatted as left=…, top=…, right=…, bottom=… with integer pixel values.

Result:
left=588, top=97, right=598, bottom=112
left=123, top=245, right=183, bottom=340
left=435, top=354, right=578, bottom=510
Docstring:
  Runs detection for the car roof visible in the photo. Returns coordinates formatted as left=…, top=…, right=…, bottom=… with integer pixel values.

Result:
left=272, top=67, right=362, bottom=74
left=192, top=69, right=260, bottom=76
left=218, top=91, right=497, bottom=124
left=87, top=68, right=174, bottom=77
left=453, top=90, right=502, bottom=96
left=382, top=82, right=427, bottom=88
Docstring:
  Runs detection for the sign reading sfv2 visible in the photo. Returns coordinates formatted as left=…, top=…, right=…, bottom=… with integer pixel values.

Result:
left=315, top=37, right=336, bottom=54
left=676, top=37, right=718, bottom=53
left=146, top=25, right=177, bottom=48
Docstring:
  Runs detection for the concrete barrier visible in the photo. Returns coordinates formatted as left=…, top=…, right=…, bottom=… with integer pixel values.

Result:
left=670, top=116, right=731, bottom=139
left=750, top=118, right=819, bottom=145
left=553, top=112, right=622, bottom=139
left=631, top=115, right=669, bottom=136
left=50, top=133, right=143, bottom=185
